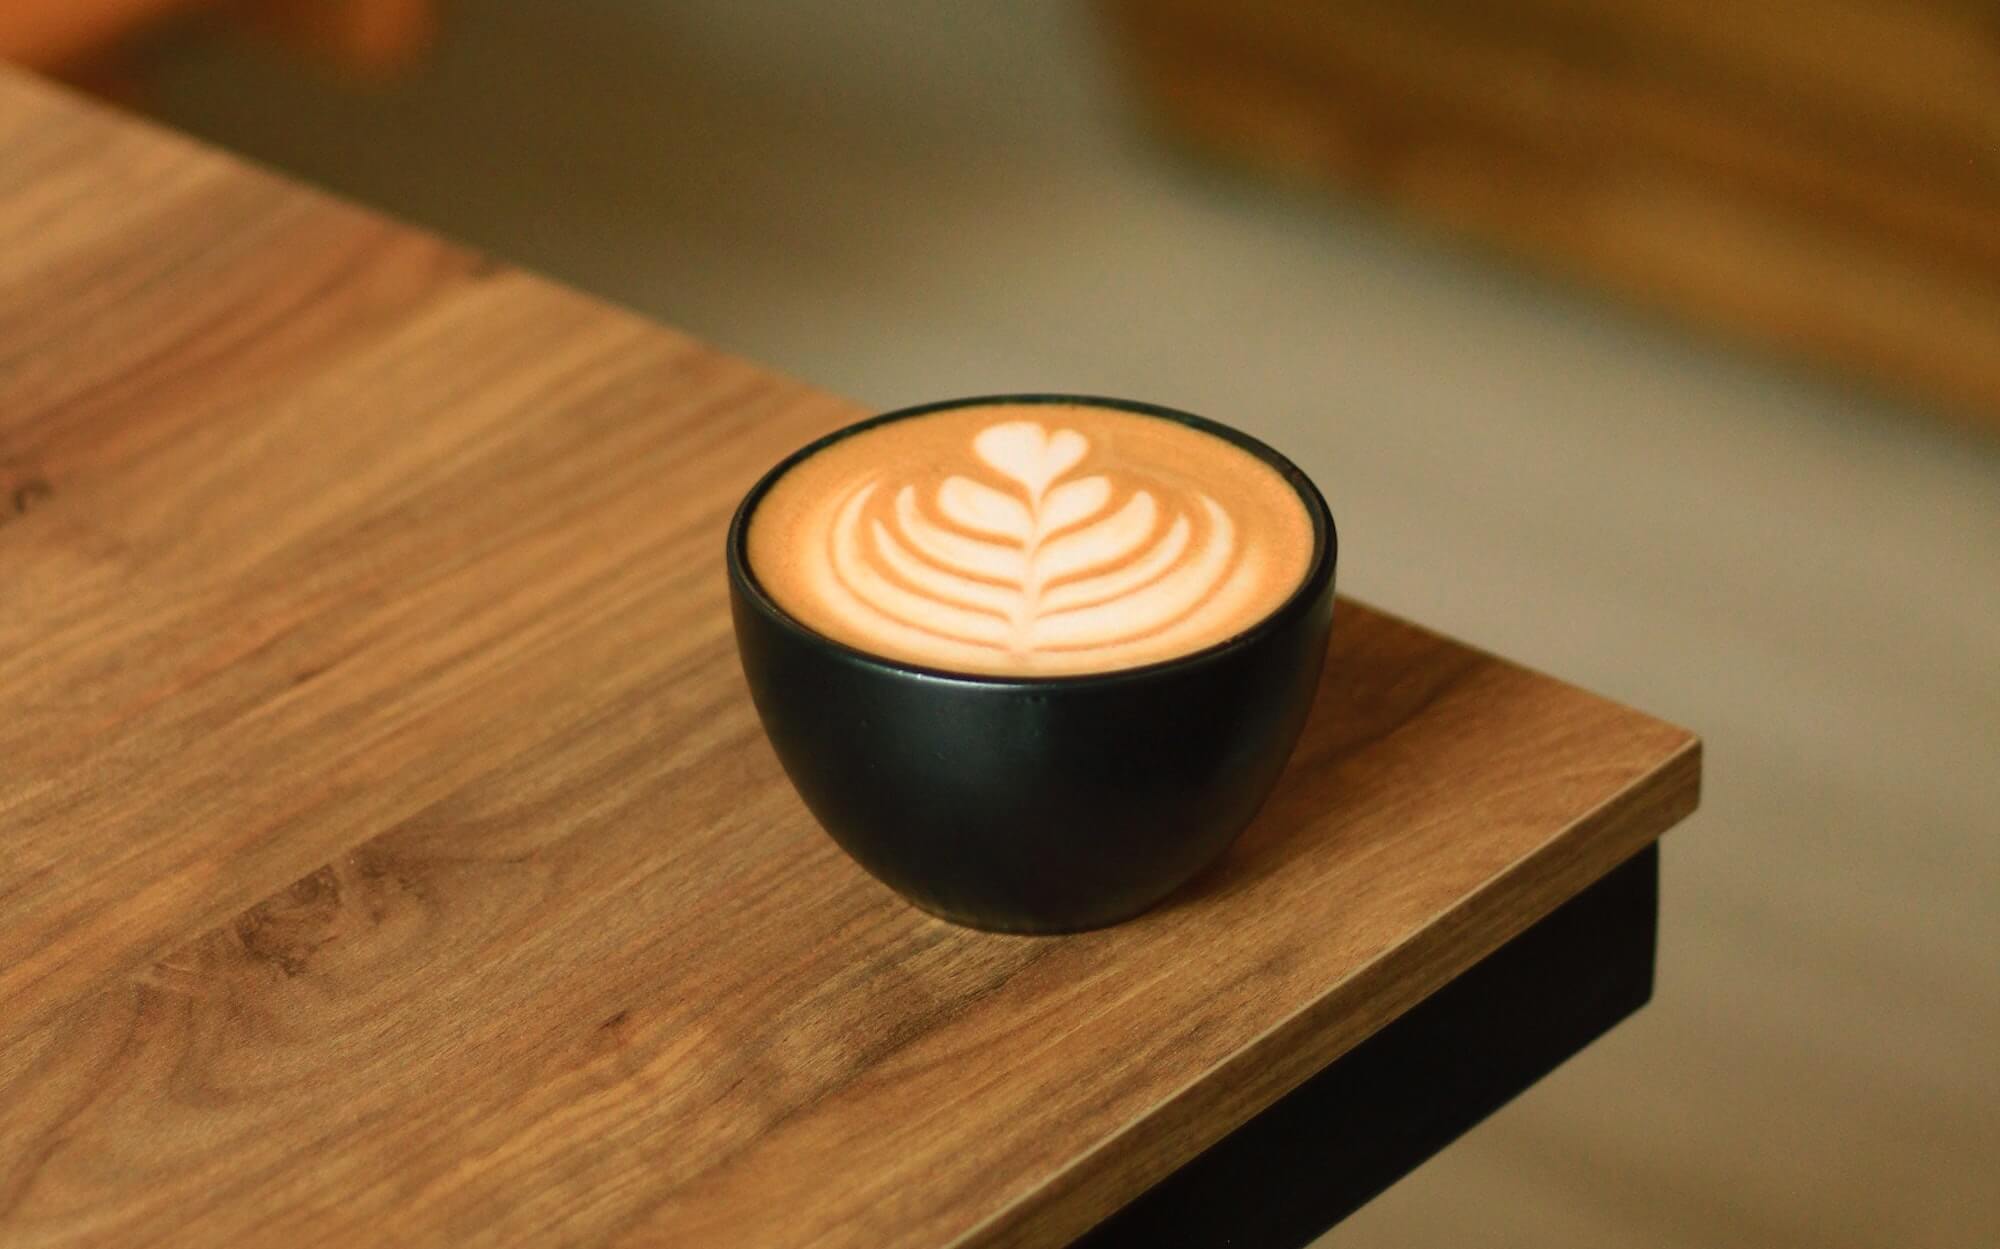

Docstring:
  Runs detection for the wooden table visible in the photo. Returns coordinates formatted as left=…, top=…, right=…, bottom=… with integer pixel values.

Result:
left=0, top=67, right=1701, bottom=1248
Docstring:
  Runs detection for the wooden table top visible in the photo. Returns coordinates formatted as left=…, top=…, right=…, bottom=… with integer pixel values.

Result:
left=0, top=67, right=1701, bottom=1248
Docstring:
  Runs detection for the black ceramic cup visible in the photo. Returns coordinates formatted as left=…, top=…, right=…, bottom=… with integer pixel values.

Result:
left=726, top=395, right=1337, bottom=933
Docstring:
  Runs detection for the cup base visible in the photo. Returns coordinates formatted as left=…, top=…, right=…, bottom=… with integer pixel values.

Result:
left=894, top=887, right=1181, bottom=936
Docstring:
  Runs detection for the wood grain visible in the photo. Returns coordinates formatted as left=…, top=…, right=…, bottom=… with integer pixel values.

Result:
left=0, top=67, right=1700, bottom=1248
left=1099, top=0, right=2000, bottom=432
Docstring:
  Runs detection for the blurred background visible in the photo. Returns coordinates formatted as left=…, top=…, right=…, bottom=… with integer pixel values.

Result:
left=8, top=2, right=1995, bottom=1245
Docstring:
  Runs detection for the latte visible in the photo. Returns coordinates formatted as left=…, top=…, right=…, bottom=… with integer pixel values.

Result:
left=746, top=401, right=1317, bottom=676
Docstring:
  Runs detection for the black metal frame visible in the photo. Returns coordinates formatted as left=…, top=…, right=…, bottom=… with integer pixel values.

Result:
left=1074, top=844, right=1660, bottom=1248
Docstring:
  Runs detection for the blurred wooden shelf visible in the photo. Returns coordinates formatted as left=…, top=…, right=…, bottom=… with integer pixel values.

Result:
left=0, top=67, right=1700, bottom=1247
left=1101, top=0, right=2000, bottom=433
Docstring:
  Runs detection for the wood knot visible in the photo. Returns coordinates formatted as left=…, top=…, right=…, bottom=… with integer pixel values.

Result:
left=14, top=478, right=51, bottom=513
left=1, top=474, right=51, bottom=526
left=234, top=866, right=347, bottom=977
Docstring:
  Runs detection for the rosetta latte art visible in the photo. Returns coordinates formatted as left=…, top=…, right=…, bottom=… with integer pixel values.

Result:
left=815, top=420, right=1249, bottom=668
left=748, top=402, right=1315, bottom=675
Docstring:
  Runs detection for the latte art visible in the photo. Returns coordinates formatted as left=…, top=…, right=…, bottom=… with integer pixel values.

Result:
left=748, top=403, right=1316, bottom=675
left=831, top=420, right=1239, bottom=657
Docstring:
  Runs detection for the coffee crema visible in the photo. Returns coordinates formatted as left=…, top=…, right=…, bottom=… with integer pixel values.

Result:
left=746, top=402, right=1316, bottom=676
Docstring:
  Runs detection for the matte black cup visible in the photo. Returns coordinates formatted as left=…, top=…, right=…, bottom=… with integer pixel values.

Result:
left=726, top=395, right=1338, bottom=933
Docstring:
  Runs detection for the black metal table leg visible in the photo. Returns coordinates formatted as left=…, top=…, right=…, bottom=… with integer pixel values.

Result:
left=1073, top=843, right=1660, bottom=1249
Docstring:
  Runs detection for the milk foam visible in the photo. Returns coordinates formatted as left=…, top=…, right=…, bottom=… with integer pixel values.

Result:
left=748, top=405, right=1315, bottom=676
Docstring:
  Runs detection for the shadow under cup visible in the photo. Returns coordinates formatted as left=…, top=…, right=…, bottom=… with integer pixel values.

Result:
left=726, top=396, right=1338, bottom=933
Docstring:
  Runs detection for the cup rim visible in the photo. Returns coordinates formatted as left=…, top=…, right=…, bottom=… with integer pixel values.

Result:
left=725, top=393, right=1338, bottom=689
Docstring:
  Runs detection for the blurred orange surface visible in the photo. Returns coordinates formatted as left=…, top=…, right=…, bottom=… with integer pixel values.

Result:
left=0, top=0, right=437, bottom=78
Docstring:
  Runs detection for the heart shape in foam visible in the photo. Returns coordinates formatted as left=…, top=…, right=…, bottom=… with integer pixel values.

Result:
left=974, top=421, right=1088, bottom=499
